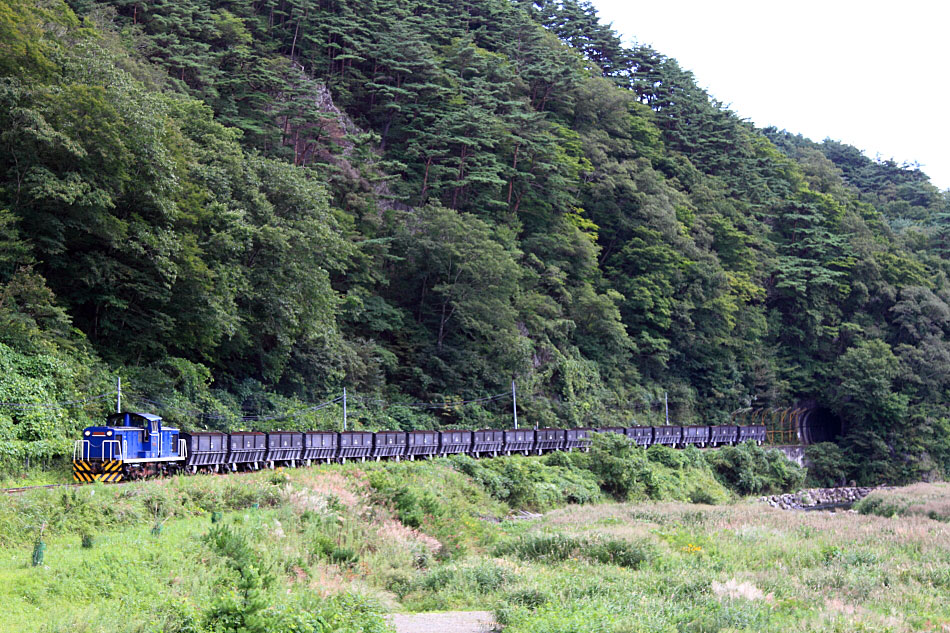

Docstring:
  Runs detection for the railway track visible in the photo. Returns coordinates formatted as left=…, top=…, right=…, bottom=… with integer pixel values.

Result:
left=1, top=466, right=262, bottom=494
left=1, top=483, right=86, bottom=495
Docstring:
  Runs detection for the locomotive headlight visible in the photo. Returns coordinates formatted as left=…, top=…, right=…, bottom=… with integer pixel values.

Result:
left=84, top=430, right=90, bottom=437
left=106, top=430, right=113, bottom=436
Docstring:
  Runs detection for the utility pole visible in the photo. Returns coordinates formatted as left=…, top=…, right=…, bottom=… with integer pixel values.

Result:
left=664, top=391, right=669, bottom=425
left=343, top=387, right=348, bottom=432
left=512, top=380, right=518, bottom=429
left=117, top=376, right=121, bottom=413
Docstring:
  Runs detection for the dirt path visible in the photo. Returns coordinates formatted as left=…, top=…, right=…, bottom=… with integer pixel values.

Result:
left=387, top=611, right=497, bottom=633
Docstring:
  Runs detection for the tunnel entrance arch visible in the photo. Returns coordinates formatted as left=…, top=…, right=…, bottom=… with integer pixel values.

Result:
left=731, top=405, right=843, bottom=445
left=797, top=407, right=842, bottom=444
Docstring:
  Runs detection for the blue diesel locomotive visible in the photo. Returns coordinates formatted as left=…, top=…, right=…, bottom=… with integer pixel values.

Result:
left=73, top=412, right=187, bottom=481
left=72, top=412, right=767, bottom=483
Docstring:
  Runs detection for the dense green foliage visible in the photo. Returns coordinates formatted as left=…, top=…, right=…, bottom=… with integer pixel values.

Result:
left=803, top=442, right=851, bottom=487
left=1, top=0, right=949, bottom=484
left=374, top=436, right=800, bottom=511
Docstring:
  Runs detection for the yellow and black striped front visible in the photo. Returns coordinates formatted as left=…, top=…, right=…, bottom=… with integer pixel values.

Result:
left=73, top=460, right=124, bottom=483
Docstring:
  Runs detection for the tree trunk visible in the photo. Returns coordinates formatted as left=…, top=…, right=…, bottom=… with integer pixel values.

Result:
left=421, top=156, right=433, bottom=198
left=507, top=143, right=520, bottom=204
left=452, top=149, right=468, bottom=209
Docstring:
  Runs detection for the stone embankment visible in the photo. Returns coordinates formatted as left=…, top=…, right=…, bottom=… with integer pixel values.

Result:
left=760, top=486, right=887, bottom=510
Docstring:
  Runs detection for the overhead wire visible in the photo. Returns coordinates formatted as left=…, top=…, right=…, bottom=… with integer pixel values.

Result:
left=2, top=383, right=660, bottom=424
left=133, top=394, right=345, bottom=422
left=0, top=392, right=116, bottom=409
left=353, top=392, right=511, bottom=409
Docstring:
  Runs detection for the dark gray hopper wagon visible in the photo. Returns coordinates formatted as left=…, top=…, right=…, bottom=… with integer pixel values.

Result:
left=181, top=432, right=228, bottom=471
left=407, top=430, right=439, bottom=459
left=535, top=428, right=565, bottom=453
left=682, top=425, right=710, bottom=446
left=503, top=429, right=535, bottom=454
left=265, top=431, right=303, bottom=465
left=339, top=431, right=373, bottom=461
left=227, top=432, right=267, bottom=469
left=439, top=430, right=473, bottom=455
left=653, top=425, right=682, bottom=446
left=303, top=431, right=338, bottom=463
left=473, top=429, right=504, bottom=456
left=625, top=426, right=653, bottom=447
left=374, top=431, right=407, bottom=460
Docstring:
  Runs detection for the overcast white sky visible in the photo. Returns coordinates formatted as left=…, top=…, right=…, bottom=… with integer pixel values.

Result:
left=591, top=0, right=950, bottom=191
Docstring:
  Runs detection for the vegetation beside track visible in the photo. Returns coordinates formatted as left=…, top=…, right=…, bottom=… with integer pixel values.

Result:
left=4, top=442, right=946, bottom=632
left=855, top=482, right=950, bottom=522
left=0, top=449, right=946, bottom=632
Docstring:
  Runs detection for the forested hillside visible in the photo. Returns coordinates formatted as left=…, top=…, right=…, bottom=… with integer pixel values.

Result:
left=1, top=0, right=948, bottom=484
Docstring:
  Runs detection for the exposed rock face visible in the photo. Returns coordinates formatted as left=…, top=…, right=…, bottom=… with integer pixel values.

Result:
left=274, top=62, right=410, bottom=212
left=759, top=486, right=887, bottom=511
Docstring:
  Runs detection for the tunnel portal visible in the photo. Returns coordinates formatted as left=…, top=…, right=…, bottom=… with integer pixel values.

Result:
left=732, top=406, right=843, bottom=445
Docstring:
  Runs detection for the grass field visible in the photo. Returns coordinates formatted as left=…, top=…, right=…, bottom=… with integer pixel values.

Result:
left=0, top=457, right=947, bottom=632
left=855, top=483, right=950, bottom=523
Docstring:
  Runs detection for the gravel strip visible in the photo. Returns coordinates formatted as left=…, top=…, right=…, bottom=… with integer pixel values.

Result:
left=387, top=611, right=497, bottom=633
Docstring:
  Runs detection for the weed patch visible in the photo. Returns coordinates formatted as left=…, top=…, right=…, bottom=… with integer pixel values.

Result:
left=493, top=532, right=658, bottom=569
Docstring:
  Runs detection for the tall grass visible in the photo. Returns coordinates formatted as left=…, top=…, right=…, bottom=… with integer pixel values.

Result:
left=854, top=482, right=950, bottom=521
left=493, top=532, right=658, bottom=569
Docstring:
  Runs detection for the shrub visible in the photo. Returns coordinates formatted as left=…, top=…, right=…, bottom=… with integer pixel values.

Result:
left=494, top=532, right=657, bottom=569
left=419, top=561, right=513, bottom=595
left=581, top=433, right=655, bottom=500
left=855, top=483, right=950, bottom=522
left=384, top=569, right=417, bottom=599
left=329, top=546, right=359, bottom=566
left=688, top=481, right=730, bottom=505
left=450, top=454, right=601, bottom=510
left=705, top=442, right=805, bottom=495
left=646, top=444, right=686, bottom=469
left=392, top=487, right=425, bottom=528
left=805, top=442, right=851, bottom=487
left=585, top=537, right=657, bottom=569
left=506, top=588, right=550, bottom=608
left=204, top=524, right=276, bottom=633
left=469, top=561, right=510, bottom=591
left=493, top=533, right=584, bottom=563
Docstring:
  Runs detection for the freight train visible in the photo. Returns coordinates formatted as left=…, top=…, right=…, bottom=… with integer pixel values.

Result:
left=72, top=412, right=767, bottom=482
